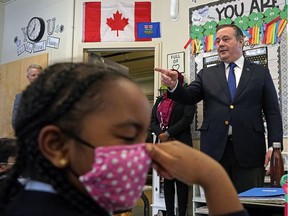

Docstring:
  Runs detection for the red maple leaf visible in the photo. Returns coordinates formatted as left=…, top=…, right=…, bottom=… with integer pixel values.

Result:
left=106, top=10, right=129, bottom=37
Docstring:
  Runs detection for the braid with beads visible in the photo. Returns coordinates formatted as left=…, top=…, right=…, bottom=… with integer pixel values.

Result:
left=0, top=62, right=134, bottom=215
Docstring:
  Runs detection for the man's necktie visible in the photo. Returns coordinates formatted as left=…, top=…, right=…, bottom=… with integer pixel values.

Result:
left=228, top=62, right=237, bottom=100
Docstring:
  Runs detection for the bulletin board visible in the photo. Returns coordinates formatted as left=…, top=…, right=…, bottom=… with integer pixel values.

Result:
left=187, top=0, right=287, bottom=138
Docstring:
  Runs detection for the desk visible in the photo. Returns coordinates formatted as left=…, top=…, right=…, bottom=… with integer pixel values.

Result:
left=193, top=184, right=286, bottom=216
left=239, top=187, right=285, bottom=216
left=241, top=200, right=284, bottom=216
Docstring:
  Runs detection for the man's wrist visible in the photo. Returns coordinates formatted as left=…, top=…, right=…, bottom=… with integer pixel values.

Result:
left=167, top=80, right=178, bottom=92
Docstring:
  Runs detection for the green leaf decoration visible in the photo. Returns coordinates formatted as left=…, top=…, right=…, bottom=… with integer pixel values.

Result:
left=203, top=21, right=217, bottom=36
left=219, top=18, right=232, bottom=25
left=234, top=16, right=250, bottom=30
left=280, top=5, right=287, bottom=20
left=264, top=7, right=280, bottom=23
left=248, top=12, right=264, bottom=27
left=190, top=25, right=204, bottom=40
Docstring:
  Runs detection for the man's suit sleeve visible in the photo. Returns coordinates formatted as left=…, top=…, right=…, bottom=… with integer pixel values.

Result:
left=12, top=93, right=21, bottom=129
left=262, top=68, right=283, bottom=149
left=168, top=70, right=204, bottom=105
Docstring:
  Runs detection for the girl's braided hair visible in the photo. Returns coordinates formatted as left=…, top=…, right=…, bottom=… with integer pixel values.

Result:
left=0, top=62, right=133, bottom=215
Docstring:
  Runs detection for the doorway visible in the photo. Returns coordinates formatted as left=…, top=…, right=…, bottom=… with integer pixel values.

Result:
left=84, top=48, right=156, bottom=105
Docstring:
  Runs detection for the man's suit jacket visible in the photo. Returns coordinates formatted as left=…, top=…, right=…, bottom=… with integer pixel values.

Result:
left=170, top=60, right=283, bottom=167
left=12, top=92, right=22, bottom=129
left=151, top=96, right=195, bottom=146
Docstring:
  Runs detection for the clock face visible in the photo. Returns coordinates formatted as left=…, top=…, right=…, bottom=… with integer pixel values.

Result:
left=27, top=17, right=45, bottom=42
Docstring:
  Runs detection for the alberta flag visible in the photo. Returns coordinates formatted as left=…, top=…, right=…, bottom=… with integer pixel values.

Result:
left=83, top=1, right=151, bottom=42
left=137, top=22, right=161, bottom=38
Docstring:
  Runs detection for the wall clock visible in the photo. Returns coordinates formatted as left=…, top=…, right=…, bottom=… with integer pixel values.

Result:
left=27, top=17, right=45, bottom=42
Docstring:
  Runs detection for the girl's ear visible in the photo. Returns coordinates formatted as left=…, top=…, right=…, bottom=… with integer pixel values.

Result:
left=38, top=125, right=70, bottom=169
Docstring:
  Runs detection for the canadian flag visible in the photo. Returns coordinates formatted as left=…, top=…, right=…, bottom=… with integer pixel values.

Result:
left=83, top=1, right=151, bottom=42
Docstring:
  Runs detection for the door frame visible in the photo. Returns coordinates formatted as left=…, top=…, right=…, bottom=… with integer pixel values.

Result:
left=80, top=42, right=162, bottom=103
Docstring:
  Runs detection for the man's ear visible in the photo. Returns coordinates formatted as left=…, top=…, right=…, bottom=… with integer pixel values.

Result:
left=239, top=37, right=244, bottom=48
left=38, top=125, right=70, bottom=169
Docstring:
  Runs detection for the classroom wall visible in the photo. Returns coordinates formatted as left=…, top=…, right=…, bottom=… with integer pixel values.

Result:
left=0, top=2, right=5, bottom=63
left=1, top=0, right=74, bottom=65
left=0, top=53, right=48, bottom=137
left=0, top=0, right=215, bottom=68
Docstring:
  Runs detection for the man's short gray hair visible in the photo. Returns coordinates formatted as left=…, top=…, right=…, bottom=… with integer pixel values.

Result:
left=26, top=64, right=43, bottom=73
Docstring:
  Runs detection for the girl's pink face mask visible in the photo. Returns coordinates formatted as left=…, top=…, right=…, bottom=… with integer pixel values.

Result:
left=79, top=143, right=152, bottom=212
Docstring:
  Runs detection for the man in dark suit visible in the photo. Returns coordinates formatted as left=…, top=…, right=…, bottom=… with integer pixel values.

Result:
left=155, top=24, right=283, bottom=193
left=12, top=64, right=42, bottom=129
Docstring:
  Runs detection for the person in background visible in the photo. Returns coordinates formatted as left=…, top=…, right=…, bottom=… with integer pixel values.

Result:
left=146, top=141, right=249, bottom=216
left=150, top=72, right=195, bottom=216
left=1, top=63, right=152, bottom=216
left=0, top=138, right=17, bottom=181
left=155, top=24, right=283, bottom=193
left=12, top=64, right=43, bottom=129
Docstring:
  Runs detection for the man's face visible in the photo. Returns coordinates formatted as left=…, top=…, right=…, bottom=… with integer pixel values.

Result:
left=27, top=68, right=41, bottom=83
left=215, top=27, right=244, bottom=63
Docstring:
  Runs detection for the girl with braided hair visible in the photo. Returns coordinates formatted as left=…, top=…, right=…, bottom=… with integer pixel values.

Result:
left=0, top=62, right=152, bottom=216
left=0, top=62, right=248, bottom=216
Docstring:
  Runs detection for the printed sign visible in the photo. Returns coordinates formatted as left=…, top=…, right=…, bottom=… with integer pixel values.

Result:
left=33, top=41, right=46, bottom=53
left=167, top=52, right=185, bottom=73
left=47, top=36, right=60, bottom=49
